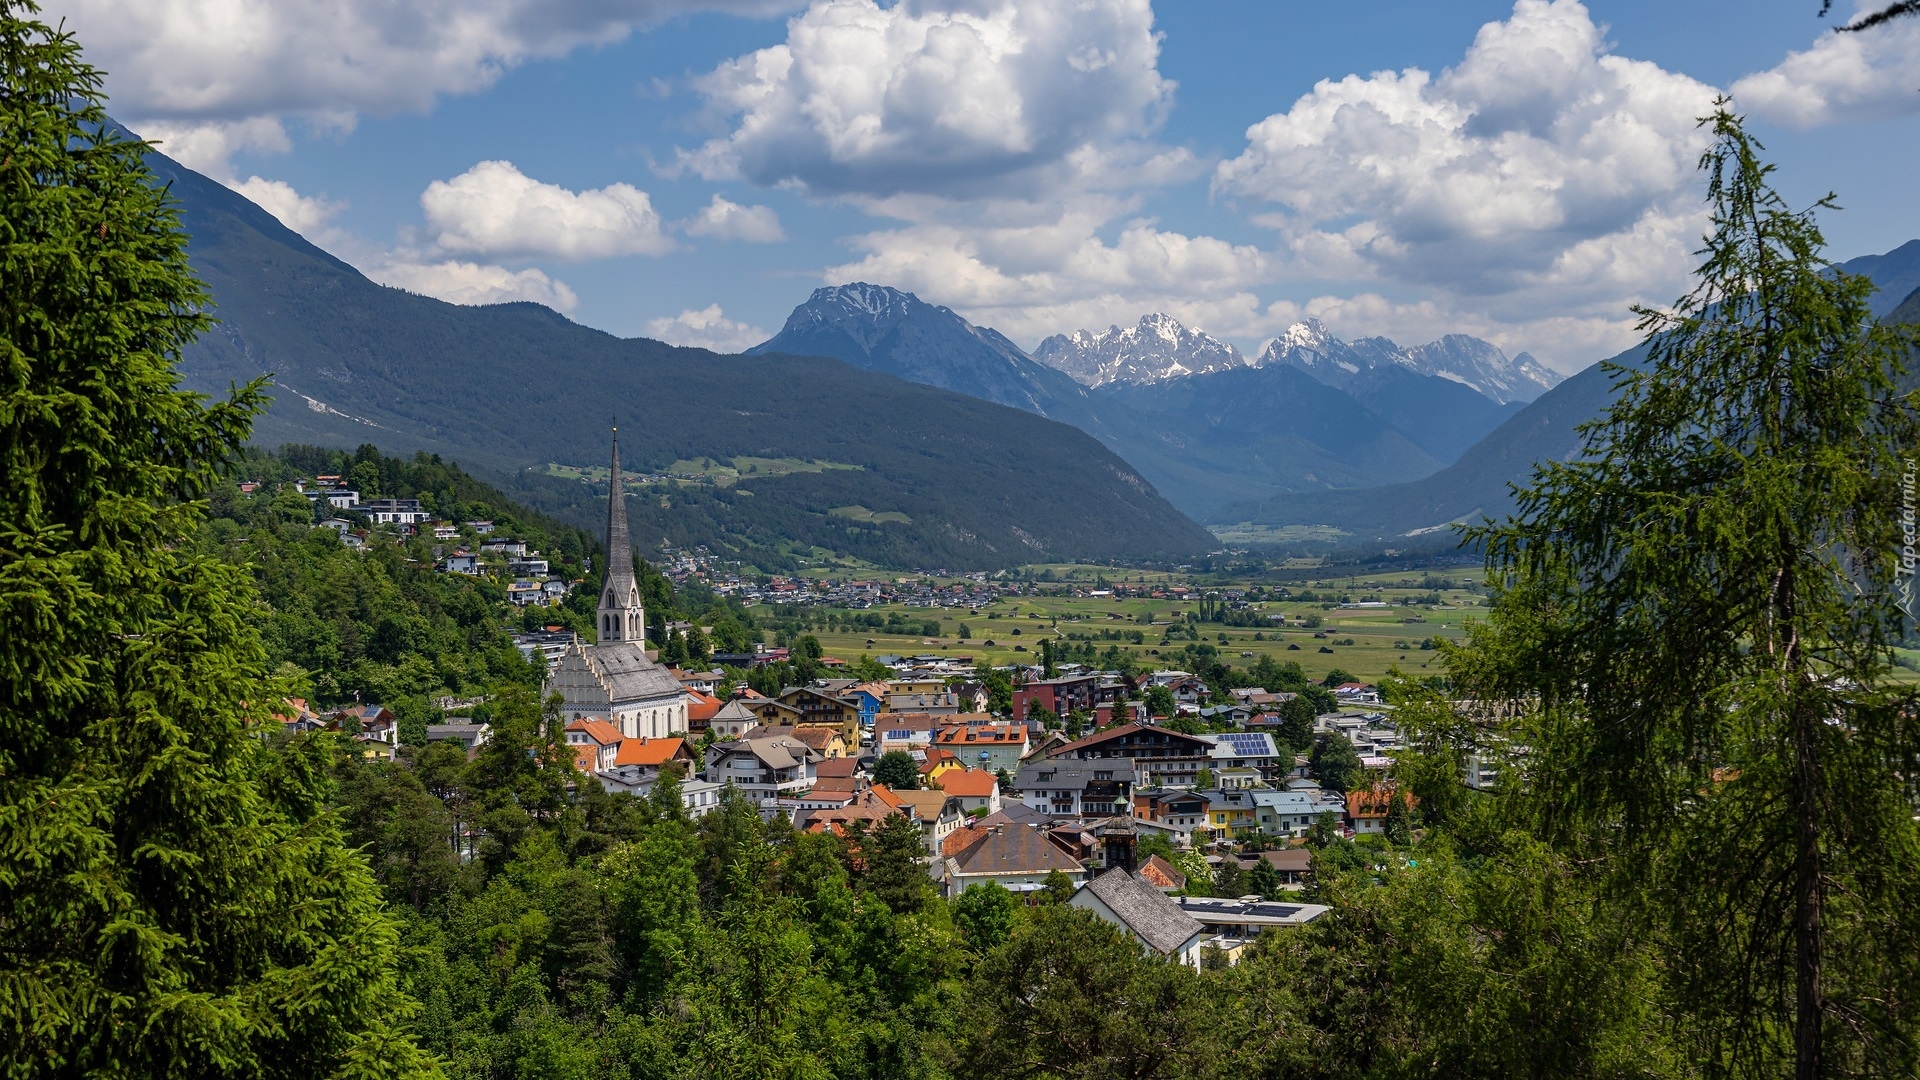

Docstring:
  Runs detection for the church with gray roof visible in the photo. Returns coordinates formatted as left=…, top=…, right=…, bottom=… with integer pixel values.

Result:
left=545, top=429, right=689, bottom=740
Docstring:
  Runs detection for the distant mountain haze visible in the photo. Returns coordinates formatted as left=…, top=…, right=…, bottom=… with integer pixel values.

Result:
left=139, top=138, right=1214, bottom=569
left=1227, top=249, right=1920, bottom=543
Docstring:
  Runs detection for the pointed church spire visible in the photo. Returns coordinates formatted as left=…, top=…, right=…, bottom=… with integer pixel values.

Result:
left=598, top=424, right=645, bottom=643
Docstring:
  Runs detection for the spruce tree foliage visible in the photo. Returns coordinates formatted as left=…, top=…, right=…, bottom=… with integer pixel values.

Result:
left=1458, top=108, right=1920, bottom=1078
left=0, top=4, right=436, bottom=1075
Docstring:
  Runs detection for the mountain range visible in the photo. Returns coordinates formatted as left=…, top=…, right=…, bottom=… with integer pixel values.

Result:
left=1033, top=314, right=1246, bottom=387
left=145, top=121, right=1920, bottom=565
left=752, top=288, right=1546, bottom=519
left=142, top=140, right=1214, bottom=570
left=1223, top=247, right=1920, bottom=544
left=1257, top=318, right=1562, bottom=405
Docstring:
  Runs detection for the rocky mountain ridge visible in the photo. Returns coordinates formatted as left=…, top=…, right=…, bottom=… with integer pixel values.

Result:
left=1033, top=313, right=1245, bottom=387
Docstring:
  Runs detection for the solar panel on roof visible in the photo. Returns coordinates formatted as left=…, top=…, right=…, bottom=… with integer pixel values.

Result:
left=1217, top=733, right=1271, bottom=754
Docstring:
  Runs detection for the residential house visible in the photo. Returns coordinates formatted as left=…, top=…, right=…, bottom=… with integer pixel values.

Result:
left=1071, top=868, right=1210, bottom=968
left=931, top=768, right=1001, bottom=815
left=276, top=698, right=327, bottom=734
left=1250, top=790, right=1322, bottom=837
left=932, top=722, right=1029, bottom=772
left=888, top=691, right=961, bottom=715
left=362, top=497, right=428, bottom=526
left=442, top=551, right=481, bottom=575
left=566, top=718, right=624, bottom=774
left=684, top=688, right=725, bottom=732
left=936, top=822, right=1088, bottom=899
left=774, top=685, right=863, bottom=744
left=704, top=736, right=818, bottom=800
left=741, top=697, right=807, bottom=728
left=918, top=746, right=964, bottom=787
left=1050, top=723, right=1216, bottom=772
left=1011, top=674, right=1107, bottom=724
left=479, top=537, right=528, bottom=557
left=1346, top=784, right=1415, bottom=835
left=1174, top=895, right=1330, bottom=945
left=613, top=735, right=696, bottom=773
left=883, top=787, right=968, bottom=855
left=1334, top=681, right=1384, bottom=706
left=1237, top=847, right=1314, bottom=888
left=1012, top=761, right=1129, bottom=819
left=746, top=724, right=849, bottom=760
left=425, top=721, right=490, bottom=752
left=874, top=713, right=945, bottom=755
left=1133, top=788, right=1210, bottom=834
left=506, top=579, right=545, bottom=606
left=950, top=681, right=992, bottom=713
left=1201, top=789, right=1260, bottom=836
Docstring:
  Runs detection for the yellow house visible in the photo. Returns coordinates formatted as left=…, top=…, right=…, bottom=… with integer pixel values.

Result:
left=888, top=677, right=944, bottom=696
left=776, top=685, right=862, bottom=744
left=919, top=747, right=965, bottom=786
left=1205, top=790, right=1259, bottom=832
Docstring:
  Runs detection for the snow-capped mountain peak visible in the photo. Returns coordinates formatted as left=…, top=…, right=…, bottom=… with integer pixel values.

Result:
left=1254, top=321, right=1561, bottom=404
left=1033, top=313, right=1244, bottom=387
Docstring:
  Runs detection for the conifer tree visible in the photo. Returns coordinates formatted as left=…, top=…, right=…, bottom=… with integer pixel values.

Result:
left=1459, top=107, right=1920, bottom=1078
left=0, top=4, right=437, bottom=1074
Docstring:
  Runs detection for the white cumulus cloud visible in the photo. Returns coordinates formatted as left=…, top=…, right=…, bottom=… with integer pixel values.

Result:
left=682, top=195, right=786, bottom=242
left=1732, top=7, right=1920, bottom=128
left=368, top=258, right=581, bottom=312
left=679, top=0, right=1174, bottom=198
left=230, top=176, right=345, bottom=238
left=644, top=304, right=772, bottom=351
left=421, top=161, right=675, bottom=260
left=1214, top=0, right=1718, bottom=303
left=824, top=202, right=1272, bottom=346
left=50, top=0, right=799, bottom=137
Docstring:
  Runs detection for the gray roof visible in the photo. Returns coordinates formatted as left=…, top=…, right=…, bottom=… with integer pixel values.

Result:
left=714, top=735, right=815, bottom=770
left=709, top=699, right=760, bottom=725
left=951, top=824, right=1084, bottom=877
left=589, top=641, right=687, bottom=701
left=1079, top=868, right=1206, bottom=955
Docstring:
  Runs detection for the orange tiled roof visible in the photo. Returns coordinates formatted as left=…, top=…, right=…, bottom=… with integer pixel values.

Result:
left=613, top=736, right=686, bottom=767
left=934, top=723, right=1026, bottom=746
left=567, top=718, right=623, bottom=746
left=686, top=690, right=724, bottom=723
left=572, top=744, right=600, bottom=773
left=1138, top=853, right=1187, bottom=890
left=934, top=769, right=997, bottom=798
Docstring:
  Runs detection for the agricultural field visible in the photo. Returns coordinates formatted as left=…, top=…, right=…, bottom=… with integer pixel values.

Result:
left=541, top=456, right=863, bottom=487
left=766, top=569, right=1492, bottom=685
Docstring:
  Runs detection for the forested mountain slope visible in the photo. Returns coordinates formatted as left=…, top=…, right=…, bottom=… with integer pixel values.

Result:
left=143, top=143, right=1213, bottom=569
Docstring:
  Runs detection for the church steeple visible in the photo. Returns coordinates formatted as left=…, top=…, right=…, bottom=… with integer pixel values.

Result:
left=597, top=426, right=646, bottom=644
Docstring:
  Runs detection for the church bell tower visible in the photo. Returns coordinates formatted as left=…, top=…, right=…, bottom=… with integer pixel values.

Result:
left=597, top=427, right=646, bottom=644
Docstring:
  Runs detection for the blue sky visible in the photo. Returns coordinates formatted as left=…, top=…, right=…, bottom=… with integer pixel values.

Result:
left=49, top=0, right=1920, bottom=371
